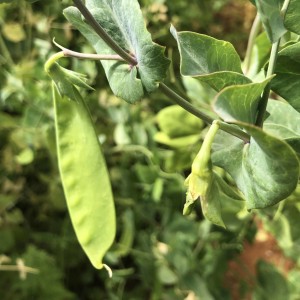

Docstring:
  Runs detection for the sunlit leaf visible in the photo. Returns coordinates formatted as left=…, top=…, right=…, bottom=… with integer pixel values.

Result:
left=64, top=0, right=170, bottom=103
left=171, top=25, right=251, bottom=91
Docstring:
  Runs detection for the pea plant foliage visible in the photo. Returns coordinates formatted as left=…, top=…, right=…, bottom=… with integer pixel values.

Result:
left=42, top=0, right=300, bottom=271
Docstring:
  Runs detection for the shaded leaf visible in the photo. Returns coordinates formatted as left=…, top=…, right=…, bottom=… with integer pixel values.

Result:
left=271, top=42, right=300, bottom=112
left=254, top=0, right=286, bottom=43
left=213, top=77, right=273, bottom=124
left=284, top=0, right=300, bottom=35
left=212, top=125, right=299, bottom=209
left=254, top=260, right=290, bottom=300
left=265, top=100, right=300, bottom=156
left=64, top=0, right=170, bottom=103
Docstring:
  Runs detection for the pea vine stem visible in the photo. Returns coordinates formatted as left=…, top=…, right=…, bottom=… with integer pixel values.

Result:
left=53, top=39, right=125, bottom=61
left=72, top=0, right=137, bottom=65
left=71, top=0, right=250, bottom=142
left=159, top=83, right=250, bottom=142
left=255, top=0, right=291, bottom=127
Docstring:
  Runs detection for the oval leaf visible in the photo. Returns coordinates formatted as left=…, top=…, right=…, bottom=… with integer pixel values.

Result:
left=212, top=125, right=299, bottom=209
left=213, top=77, right=273, bottom=124
left=171, top=25, right=251, bottom=91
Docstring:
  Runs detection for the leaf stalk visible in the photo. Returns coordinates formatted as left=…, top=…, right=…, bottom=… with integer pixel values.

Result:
left=72, top=0, right=137, bottom=65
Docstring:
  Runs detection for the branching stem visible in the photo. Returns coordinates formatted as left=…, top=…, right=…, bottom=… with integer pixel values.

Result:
left=159, top=83, right=250, bottom=142
left=72, top=0, right=137, bottom=65
left=70, top=0, right=250, bottom=142
left=53, top=39, right=125, bottom=61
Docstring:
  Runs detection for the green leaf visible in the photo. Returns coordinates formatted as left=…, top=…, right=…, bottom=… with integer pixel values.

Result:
left=270, top=42, right=300, bottom=112
left=64, top=0, right=170, bottom=103
left=284, top=0, right=300, bottom=35
left=53, top=84, right=116, bottom=269
left=254, top=0, right=287, bottom=43
left=213, top=77, right=273, bottom=124
left=254, top=261, right=290, bottom=300
left=212, top=125, right=299, bottom=209
left=171, top=25, right=251, bottom=91
left=154, top=132, right=200, bottom=149
left=156, top=105, right=204, bottom=138
left=265, top=100, right=300, bottom=156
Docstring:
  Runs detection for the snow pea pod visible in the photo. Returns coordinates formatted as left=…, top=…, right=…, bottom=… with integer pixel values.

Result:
left=52, top=83, right=116, bottom=269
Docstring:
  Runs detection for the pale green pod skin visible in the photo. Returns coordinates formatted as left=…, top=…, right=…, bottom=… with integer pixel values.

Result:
left=52, top=84, right=116, bottom=269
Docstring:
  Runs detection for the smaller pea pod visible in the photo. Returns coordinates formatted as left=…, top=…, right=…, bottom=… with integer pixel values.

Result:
left=184, top=121, right=244, bottom=227
left=51, top=74, right=116, bottom=269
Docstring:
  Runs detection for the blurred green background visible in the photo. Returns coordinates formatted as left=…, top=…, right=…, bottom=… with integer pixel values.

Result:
left=1, top=0, right=300, bottom=299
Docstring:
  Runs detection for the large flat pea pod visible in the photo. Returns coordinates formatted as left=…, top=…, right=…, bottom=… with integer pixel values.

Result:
left=53, top=84, right=116, bottom=269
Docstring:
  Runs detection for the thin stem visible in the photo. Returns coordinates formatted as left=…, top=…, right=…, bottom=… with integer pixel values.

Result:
left=44, top=51, right=65, bottom=73
left=255, top=0, right=291, bottom=127
left=159, top=83, right=250, bottom=142
left=72, top=0, right=137, bottom=65
left=53, top=39, right=125, bottom=61
left=243, top=14, right=261, bottom=74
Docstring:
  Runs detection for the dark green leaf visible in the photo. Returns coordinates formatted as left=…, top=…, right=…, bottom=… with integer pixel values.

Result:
left=254, top=260, right=290, bottom=300
left=271, top=42, right=300, bottom=112
left=212, top=125, right=299, bottom=209
left=254, top=0, right=286, bottom=42
left=284, top=0, right=300, bottom=35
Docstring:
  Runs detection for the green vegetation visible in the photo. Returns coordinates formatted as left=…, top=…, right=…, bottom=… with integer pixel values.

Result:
left=1, top=0, right=300, bottom=299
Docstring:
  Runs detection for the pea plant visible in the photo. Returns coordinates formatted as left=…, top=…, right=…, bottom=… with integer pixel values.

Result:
left=44, top=0, right=300, bottom=272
